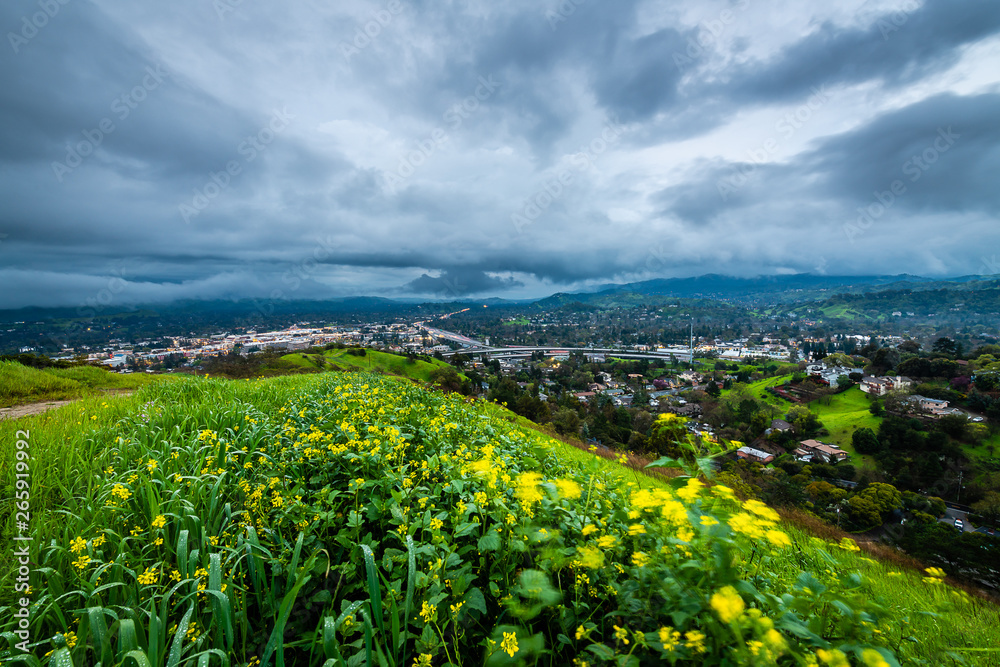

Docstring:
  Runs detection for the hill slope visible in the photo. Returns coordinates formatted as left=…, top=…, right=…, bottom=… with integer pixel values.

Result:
left=1, top=373, right=996, bottom=665
left=282, top=347, right=460, bottom=383
left=0, top=360, right=162, bottom=408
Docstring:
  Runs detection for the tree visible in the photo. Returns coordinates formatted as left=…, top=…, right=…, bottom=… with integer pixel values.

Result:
left=938, top=414, right=968, bottom=440
left=551, top=407, right=581, bottom=436
left=705, top=381, right=721, bottom=398
left=933, top=337, right=957, bottom=356
left=805, top=480, right=848, bottom=506
left=846, top=495, right=882, bottom=530
left=869, top=400, right=884, bottom=417
left=430, top=366, right=463, bottom=393
left=858, top=482, right=903, bottom=516
left=852, top=427, right=882, bottom=454
left=883, top=390, right=911, bottom=415
left=786, top=405, right=822, bottom=437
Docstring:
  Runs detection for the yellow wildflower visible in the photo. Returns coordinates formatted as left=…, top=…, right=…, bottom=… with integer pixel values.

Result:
left=152, top=515, right=166, bottom=529
left=137, top=566, right=158, bottom=585
left=575, top=545, right=604, bottom=569
left=677, top=478, right=704, bottom=501
left=766, top=529, right=792, bottom=548
left=710, top=586, right=745, bottom=623
left=816, top=648, right=850, bottom=667
left=501, top=631, right=518, bottom=657
left=861, top=649, right=890, bottom=667
left=555, top=478, right=582, bottom=500
left=838, top=537, right=860, bottom=552
left=658, top=627, right=680, bottom=651
left=515, top=472, right=544, bottom=504
left=742, top=499, right=779, bottom=522
left=684, top=630, right=706, bottom=654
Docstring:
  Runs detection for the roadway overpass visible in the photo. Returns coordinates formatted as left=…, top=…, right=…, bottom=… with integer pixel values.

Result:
left=439, top=345, right=693, bottom=362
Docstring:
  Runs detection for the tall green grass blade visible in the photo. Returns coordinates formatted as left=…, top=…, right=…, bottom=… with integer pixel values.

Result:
left=360, top=544, right=384, bottom=636
left=402, top=534, right=416, bottom=667
left=261, top=571, right=312, bottom=667
left=177, top=530, right=189, bottom=577
left=118, top=618, right=140, bottom=655
left=120, top=650, right=154, bottom=667
left=86, top=606, right=113, bottom=667
left=286, top=532, right=305, bottom=591
left=207, top=553, right=233, bottom=651
left=360, top=609, right=374, bottom=667
left=48, top=647, right=74, bottom=667
left=166, top=604, right=194, bottom=667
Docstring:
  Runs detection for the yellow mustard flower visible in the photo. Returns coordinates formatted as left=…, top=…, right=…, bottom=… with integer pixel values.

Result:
left=710, top=586, right=745, bottom=623
left=501, top=631, right=518, bottom=657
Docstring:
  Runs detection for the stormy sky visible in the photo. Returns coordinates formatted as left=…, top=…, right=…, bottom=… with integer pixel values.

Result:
left=1, top=0, right=999, bottom=308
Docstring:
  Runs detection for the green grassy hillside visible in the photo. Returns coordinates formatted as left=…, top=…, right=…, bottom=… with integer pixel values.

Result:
left=283, top=348, right=461, bottom=383
left=807, top=387, right=883, bottom=466
left=0, top=360, right=162, bottom=407
left=0, top=373, right=997, bottom=665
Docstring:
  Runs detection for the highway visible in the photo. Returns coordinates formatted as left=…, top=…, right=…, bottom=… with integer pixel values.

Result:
left=438, top=344, right=693, bottom=362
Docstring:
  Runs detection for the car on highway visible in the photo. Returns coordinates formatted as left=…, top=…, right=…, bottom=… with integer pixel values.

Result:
left=954, top=518, right=964, bottom=530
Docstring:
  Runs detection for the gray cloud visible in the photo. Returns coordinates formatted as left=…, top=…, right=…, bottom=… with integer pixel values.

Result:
left=1, top=0, right=999, bottom=309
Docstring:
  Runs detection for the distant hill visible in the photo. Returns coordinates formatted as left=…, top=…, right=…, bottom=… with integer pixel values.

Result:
left=571, top=274, right=997, bottom=304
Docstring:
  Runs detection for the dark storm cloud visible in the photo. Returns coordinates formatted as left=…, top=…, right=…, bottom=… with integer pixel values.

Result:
left=1, top=0, right=999, bottom=308
left=805, top=92, right=1000, bottom=213
left=658, top=91, right=1000, bottom=228
left=401, top=269, right=523, bottom=297
left=717, top=0, right=1000, bottom=104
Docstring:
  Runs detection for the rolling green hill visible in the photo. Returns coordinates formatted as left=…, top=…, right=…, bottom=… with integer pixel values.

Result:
left=282, top=347, right=461, bottom=383
left=1, top=372, right=997, bottom=665
left=807, top=387, right=883, bottom=466
left=0, top=360, right=165, bottom=408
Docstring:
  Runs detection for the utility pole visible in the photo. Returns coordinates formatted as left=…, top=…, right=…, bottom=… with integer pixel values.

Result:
left=689, top=319, right=694, bottom=370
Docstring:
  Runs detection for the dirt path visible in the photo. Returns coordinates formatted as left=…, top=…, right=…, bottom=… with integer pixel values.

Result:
left=0, top=399, right=77, bottom=421
left=0, top=389, right=135, bottom=421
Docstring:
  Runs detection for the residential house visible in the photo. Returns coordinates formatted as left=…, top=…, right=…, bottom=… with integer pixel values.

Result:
left=860, top=375, right=913, bottom=396
left=769, top=419, right=793, bottom=432
left=795, top=439, right=850, bottom=463
left=736, top=446, right=775, bottom=464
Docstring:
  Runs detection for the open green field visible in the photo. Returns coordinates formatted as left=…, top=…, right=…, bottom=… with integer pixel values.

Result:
left=502, top=317, right=530, bottom=326
left=721, top=373, right=794, bottom=408
left=0, top=360, right=167, bottom=408
left=282, top=348, right=459, bottom=383
left=2, top=372, right=998, bottom=665
left=966, top=430, right=1000, bottom=462
left=807, top=387, right=882, bottom=466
